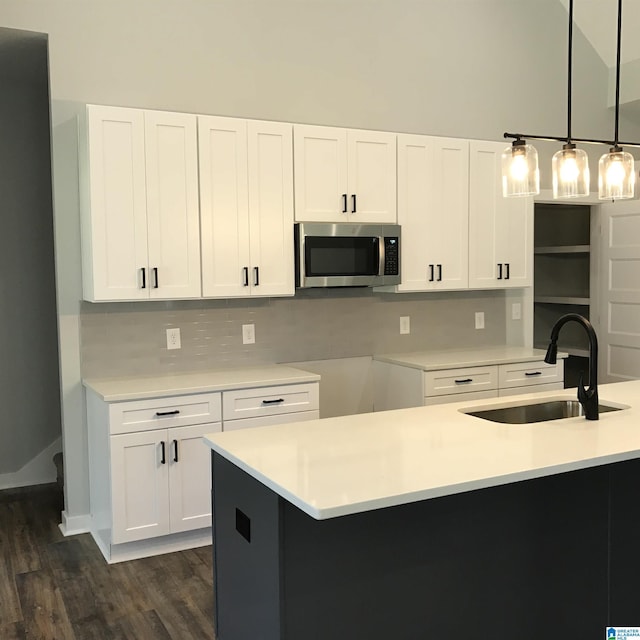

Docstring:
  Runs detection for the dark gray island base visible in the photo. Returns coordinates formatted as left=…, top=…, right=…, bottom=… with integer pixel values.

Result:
left=211, top=451, right=640, bottom=639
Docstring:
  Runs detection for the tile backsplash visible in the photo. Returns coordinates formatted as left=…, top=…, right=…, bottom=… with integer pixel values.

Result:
left=80, top=288, right=508, bottom=379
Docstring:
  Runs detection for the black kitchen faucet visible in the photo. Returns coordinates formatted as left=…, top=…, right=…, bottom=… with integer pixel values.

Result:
left=544, top=313, right=599, bottom=420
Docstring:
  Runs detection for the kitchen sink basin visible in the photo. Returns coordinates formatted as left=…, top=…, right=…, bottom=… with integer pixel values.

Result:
left=463, top=400, right=624, bottom=424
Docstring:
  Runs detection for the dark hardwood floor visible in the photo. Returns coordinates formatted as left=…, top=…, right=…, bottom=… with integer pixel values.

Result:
left=0, top=484, right=215, bottom=639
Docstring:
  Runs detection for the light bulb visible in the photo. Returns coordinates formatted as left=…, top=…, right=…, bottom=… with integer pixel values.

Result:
left=599, top=148, right=635, bottom=200
left=606, top=158, right=625, bottom=188
left=510, top=153, right=529, bottom=181
left=552, top=145, right=590, bottom=199
left=559, top=156, right=579, bottom=183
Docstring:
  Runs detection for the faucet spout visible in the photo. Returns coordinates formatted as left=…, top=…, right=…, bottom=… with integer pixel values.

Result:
left=544, top=313, right=599, bottom=420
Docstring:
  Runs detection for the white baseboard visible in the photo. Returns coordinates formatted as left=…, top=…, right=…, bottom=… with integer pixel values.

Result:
left=59, top=510, right=91, bottom=536
left=0, top=437, right=62, bottom=490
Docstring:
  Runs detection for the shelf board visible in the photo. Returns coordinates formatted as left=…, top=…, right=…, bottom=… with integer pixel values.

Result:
left=534, top=245, right=590, bottom=255
left=534, top=296, right=590, bottom=305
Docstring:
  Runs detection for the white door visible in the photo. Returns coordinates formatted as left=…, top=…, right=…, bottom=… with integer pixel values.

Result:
left=111, top=430, right=170, bottom=543
left=168, top=422, right=220, bottom=533
left=396, top=134, right=468, bottom=291
left=468, top=140, right=533, bottom=289
left=198, top=115, right=251, bottom=297
left=247, top=120, right=295, bottom=297
left=293, top=124, right=348, bottom=222
left=347, top=129, right=397, bottom=223
left=84, top=105, right=148, bottom=301
left=145, top=110, right=201, bottom=299
left=597, top=200, right=640, bottom=383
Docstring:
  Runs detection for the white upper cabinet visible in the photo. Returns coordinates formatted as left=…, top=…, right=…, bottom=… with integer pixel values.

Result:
left=468, top=140, right=533, bottom=289
left=394, top=134, right=469, bottom=291
left=81, top=105, right=201, bottom=301
left=293, top=124, right=397, bottom=223
left=199, top=116, right=294, bottom=298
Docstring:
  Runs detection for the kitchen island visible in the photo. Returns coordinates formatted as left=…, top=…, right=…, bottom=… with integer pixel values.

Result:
left=204, top=380, right=640, bottom=639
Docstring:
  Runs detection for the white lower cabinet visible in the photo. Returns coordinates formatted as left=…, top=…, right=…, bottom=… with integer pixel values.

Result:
left=373, top=359, right=564, bottom=411
left=111, top=422, right=217, bottom=544
left=87, top=380, right=320, bottom=563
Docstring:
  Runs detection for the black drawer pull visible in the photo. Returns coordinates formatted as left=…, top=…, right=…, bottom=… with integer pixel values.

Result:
left=342, top=193, right=348, bottom=213
left=141, top=267, right=146, bottom=289
left=524, top=371, right=542, bottom=377
left=454, top=378, right=473, bottom=384
left=156, top=409, right=180, bottom=417
left=153, top=267, right=159, bottom=288
left=243, top=266, right=249, bottom=286
left=173, top=439, right=179, bottom=463
left=160, top=441, right=166, bottom=465
left=505, top=263, right=510, bottom=280
left=254, top=266, right=260, bottom=286
left=262, top=398, right=285, bottom=405
left=351, top=194, right=357, bottom=213
left=429, top=264, right=434, bottom=282
left=437, top=264, right=442, bottom=281
left=497, top=263, right=503, bottom=280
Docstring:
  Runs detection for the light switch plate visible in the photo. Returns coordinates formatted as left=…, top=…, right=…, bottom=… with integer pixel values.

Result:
left=512, top=302, right=522, bottom=320
left=400, top=316, right=410, bottom=335
left=475, top=312, right=485, bottom=330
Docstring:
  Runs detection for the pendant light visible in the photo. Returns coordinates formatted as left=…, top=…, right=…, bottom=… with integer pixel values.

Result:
left=552, top=0, right=589, bottom=199
left=598, top=0, right=635, bottom=200
left=503, top=0, right=639, bottom=201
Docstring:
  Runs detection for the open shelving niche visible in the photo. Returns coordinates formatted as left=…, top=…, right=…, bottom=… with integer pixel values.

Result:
left=533, top=202, right=592, bottom=388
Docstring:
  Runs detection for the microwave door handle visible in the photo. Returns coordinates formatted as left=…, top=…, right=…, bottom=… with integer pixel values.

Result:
left=378, top=237, right=385, bottom=276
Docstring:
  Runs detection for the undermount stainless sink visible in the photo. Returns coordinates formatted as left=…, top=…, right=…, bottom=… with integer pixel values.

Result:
left=464, top=400, right=624, bottom=424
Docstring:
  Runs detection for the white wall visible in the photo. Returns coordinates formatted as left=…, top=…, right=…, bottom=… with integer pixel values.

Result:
left=1, top=0, right=635, bottom=523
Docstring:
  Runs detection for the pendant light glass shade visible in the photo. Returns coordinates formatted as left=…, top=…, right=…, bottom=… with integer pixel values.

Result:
left=598, top=147, right=635, bottom=200
left=501, top=140, right=540, bottom=197
left=552, top=144, right=590, bottom=199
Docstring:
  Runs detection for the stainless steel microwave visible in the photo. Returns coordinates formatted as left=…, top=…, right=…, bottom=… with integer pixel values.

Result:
left=294, top=222, right=401, bottom=288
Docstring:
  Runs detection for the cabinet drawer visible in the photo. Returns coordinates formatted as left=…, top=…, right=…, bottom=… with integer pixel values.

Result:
left=424, top=366, right=498, bottom=397
left=222, top=383, right=319, bottom=421
left=498, top=361, right=563, bottom=389
left=109, top=392, right=222, bottom=435
left=223, top=409, right=319, bottom=432
left=423, top=390, right=496, bottom=406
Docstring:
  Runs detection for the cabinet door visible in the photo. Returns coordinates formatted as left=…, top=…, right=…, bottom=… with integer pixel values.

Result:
left=198, top=116, right=251, bottom=297
left=347, top=129, right=397, bottom=223
left=83, top=105, right=148, bottom=301
left=111, top=430, right=170, bottom=543
left=468, top=140, right=533, bottom=289
left=168, top=422, right=220, bottom=533
left=145, top=110, right=201, bottom=299
left=247, top=120, right=295, bottom=297
left=397, top=134, right=468, bottom=291
left=293, top=124, right=348, bottom=221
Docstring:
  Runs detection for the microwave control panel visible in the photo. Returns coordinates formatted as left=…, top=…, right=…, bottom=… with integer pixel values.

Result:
left=383, top=237, right=399, bottom=276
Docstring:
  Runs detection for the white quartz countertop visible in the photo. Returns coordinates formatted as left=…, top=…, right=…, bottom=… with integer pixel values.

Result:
left=83, top=365, right=320, bottom=402
left=373, top=346, right=567, bottom=370
left=204, top=380, right=638, bottom=520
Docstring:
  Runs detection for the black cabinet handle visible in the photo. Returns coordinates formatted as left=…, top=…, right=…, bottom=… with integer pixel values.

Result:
left=160, top=441, right=166, bottom=465
left=173, top=439, right=179, bottom=463
left=351, top=194, right=357, bottom=213
left=243, top=266, right=249, bottom=287
left=262, top=398, right=285, bottom=405
left=454, top=378, right=473, bottom=384
left=429, top=264, right=434, bottom=282
left=497, top=263, right=503, bottom=280
left=342, top=193, right=348, bottom=213
left=254, top=266, right=259, bottom=286
left=437, top=264, right=442, bottom=282
left=505, top=263, right=510, bottom=280
left=153, top=267, right=159, bottom=288
left=525, top=371, right=542, bottom=377
left=155, top=409, right=180, bottom=417
left=141, top=267, right=146, bottom=289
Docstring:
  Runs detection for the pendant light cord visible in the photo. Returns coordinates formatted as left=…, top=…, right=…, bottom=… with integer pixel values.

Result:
left=567, top=0, right=573, bottom=144
left=614, top=0, right=623, bottom=147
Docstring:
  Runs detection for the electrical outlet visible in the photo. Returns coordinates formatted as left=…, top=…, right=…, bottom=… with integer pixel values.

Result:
left=242, top=324, right=256, bottom=345
left=166, top=327, right=181, bottom=350
left=475, top=312, right=485, bottom=330
left=512, top=302, right=522, bottom=321
left=400, top=316, right=410, bottom=335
